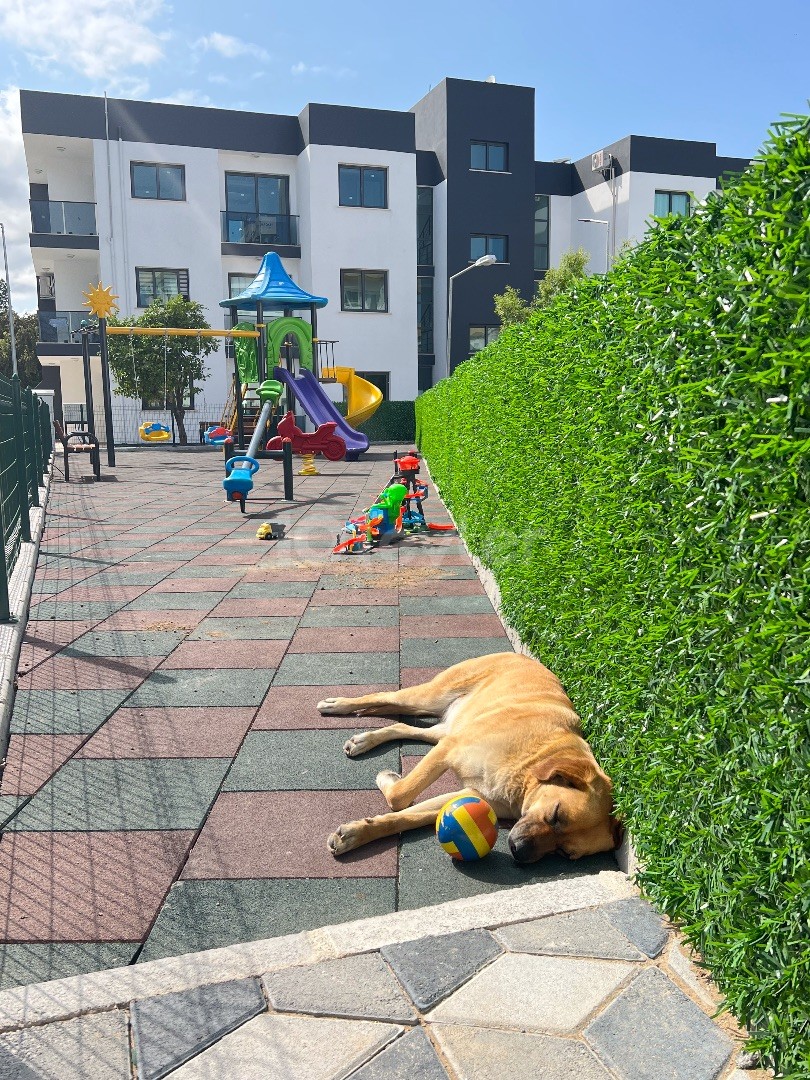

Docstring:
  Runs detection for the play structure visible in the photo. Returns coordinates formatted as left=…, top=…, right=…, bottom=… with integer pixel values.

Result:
left=265, top=411, right=346, bottom=461
left=138, top=420, right=171, bottom=442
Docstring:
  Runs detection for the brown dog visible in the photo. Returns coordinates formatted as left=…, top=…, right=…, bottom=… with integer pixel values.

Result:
left=318, top=653, right=622, bottom=862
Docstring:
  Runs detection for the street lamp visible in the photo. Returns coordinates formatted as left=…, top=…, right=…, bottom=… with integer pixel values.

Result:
left=578, top=218, right=610, bottom=274
left=0, top=223, right=18, bottom=376
left=447, top=253, right=497, bottom=375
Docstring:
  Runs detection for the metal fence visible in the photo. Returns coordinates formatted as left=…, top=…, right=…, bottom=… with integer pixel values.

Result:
left=0, top=374, right=52, bottom=622
left=63, top=401, right=228, bottom=446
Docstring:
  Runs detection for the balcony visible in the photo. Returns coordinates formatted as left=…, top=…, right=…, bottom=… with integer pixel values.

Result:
left=38, top=311, right=92, bottom=345
left=221, top=211, right=299, bottom=247
left=31, top=200, right=97, bottom=236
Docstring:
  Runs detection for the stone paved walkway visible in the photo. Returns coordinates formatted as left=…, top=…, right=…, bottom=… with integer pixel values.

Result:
left=0, top=446, right=620, bottom=989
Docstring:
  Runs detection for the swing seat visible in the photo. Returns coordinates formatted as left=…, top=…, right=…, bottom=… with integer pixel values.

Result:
left=139, top=421, right=171, bottom=443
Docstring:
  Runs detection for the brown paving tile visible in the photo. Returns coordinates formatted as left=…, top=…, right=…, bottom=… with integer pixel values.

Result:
left=209, top=597, right=309, bottom=618
left=16, top=654, right=162, bottom=691
left=310, top=588, right=399, bottom=607
left=0, top=831, right=194, bottom=942
left=398, top=554, right=471, bottom=566
left=243, top=568, right=322, bottom=582
left=400, top=668, right=444, bottom=687
left=401, top=756, right=463, bottom=801
left=0, top=735, right=86, bottom=796
left=288, top=627, right=399, bottom=654
left=160, top=640, right=286, bottom=669
left=53, top=585, right=150, bottom=602
left=94, top=610, right=207, bottom=632
left=253, top=684, right=398, bottom=729
left=148, top=577, right=242, bottom=593
left=181, top=790, right=396, bottom=880
left=400, top=579, right=486, bottom=597
left=77, top=707, right=256, bottom=758
left=400, top=614, right=506, bottom=638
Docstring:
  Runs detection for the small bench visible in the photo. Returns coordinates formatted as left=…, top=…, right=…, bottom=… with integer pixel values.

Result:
left=53, top=420, right=101, bottom=481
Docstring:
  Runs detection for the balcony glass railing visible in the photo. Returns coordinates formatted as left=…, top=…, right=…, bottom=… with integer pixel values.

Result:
left=30, top=200, right=97, bottom=236
left=38, top=311, right=92, bottom=344
left=221, top=211, right=299, bottom=246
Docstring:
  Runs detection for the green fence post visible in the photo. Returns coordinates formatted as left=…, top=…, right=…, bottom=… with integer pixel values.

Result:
left=10, top=376, right=32, bottom=543
left=29, top=391, right=44, bottom=494
left=0, top=499, right=11, bottom=622
left=40, top=400, right=52, bottom=471
left=21, top=386, right=40, bottom=510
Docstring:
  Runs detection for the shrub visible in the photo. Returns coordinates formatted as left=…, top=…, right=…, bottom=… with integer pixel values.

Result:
left=416, top=114, right=810, bottom=1076
left=362, top=400, right=415, bottom=444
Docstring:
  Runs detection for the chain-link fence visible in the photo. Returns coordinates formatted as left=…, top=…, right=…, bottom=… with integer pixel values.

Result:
left=63, top=401, right=227, bottom=446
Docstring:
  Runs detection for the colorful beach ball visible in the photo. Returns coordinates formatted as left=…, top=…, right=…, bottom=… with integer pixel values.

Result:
left=436, top=796, right=499, bottom=861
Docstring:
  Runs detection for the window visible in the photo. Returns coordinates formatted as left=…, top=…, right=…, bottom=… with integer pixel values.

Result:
left=356, top=371, right=389, bottom=399
left=469, top=325, right=500, bottom=355
left=417, top=187, right=433, bottom=264
left=228, top=273, right=255, bottom=297
left=417, top=277, right=434, bottom=354
left=470, top=234, right=508, bottom=263
left=470, top=141, right=508, bottom=171
left=340, top=270, right=388, bottom=312
left=135, top=268, right=189, bottom=308
left=225, top=173, right=289, bottom=215
left=131, top=163, right=185, bottom=201
left=338, top=165, right=388, bottom=208
left=534, top=195, right=549, bottom=272
left=654, top=190, right=690, bottom=218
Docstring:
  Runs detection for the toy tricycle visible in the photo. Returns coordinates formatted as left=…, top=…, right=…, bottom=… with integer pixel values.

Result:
left=204, top=425, right=234, bottom=446
left=266, top=411, right=346, bottom=462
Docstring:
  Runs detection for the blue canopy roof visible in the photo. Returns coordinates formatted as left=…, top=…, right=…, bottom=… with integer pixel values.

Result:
left=219, top=252, right=328, bottom=310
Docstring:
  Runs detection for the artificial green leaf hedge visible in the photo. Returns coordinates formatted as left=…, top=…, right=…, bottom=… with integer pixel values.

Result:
left=416, top=114, right=809, bottom=1077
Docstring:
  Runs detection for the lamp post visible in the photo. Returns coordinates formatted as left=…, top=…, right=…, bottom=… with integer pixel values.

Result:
left=447, top=253, right=497, bottom=375
left=0, top=223, right=18, bottom=376
left=577, top=218, right=611, bottom=274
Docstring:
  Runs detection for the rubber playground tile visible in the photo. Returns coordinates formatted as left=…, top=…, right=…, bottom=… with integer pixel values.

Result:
left=399, top=554, right=471, bottom=567
left=400, top=614, right=506, bottom=638
left=189, top=616, right=300, bottom=641
left=162, top=563, right=248, bottom=580
left=78, top=707, right=256, bottom=759
left=9, top=689, right=132, bottom=735
left=181, top=790, right=397, bottom=880
left=0, top=942, right=138, bottom=991
left=253, top=685, right=398, bottom=730
left=50, top=584, right=151, bottom=602
left=149, top=576, right=244, bottom=593
left=210, top=597, right=309, bottom=618
left=399, top=595, right=497, bottom=616
left=309, top=587, right=399, bottom=607
left=139, top=878, right=397, bottom=961
left=65, top=629, right=188, bottom=657
left=5, top=757, right=231, bottom=832
left=16, top=652, right=162, bottom=691
left=300, top=605, right=399, bottom=628
left=288, top=626, right=400, bottom=654
left=94, top=609, right=207, bottom=631
left=87, top=570, right=181, bottom=586
left=17, top=621, right=98, bottom=672
left=273, top=651, right=400, bottom=686
left=27, top=599, right=134, bottom=621
left=225, top=581, right=318, bottom=599
left=126, top=667, right=274, bottom=708
left=400, top=757, right=463, bottom=800
left=161, top=640, right=287, bottom=669
left=243, top=567, right=323, bottom=582
left=0, top=735, right=85, bottom=796
left=0, top=830, right=195, bottom=940
left=187, top=553, right=263, bottom=566
left=128, top=591, right=227, bottom=611
left=400, top=637, right=513, bottom=669
left=400, top=579, right=491, bottom=597
left=0, top=797, right=25, bottom=827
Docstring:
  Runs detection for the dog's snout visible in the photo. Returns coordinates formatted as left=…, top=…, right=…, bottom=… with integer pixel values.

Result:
left=508, top=831, right=534, bottom=864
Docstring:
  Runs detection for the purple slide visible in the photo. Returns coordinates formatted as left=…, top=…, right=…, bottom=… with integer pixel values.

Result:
left=273, top=367, right=368, bottom=461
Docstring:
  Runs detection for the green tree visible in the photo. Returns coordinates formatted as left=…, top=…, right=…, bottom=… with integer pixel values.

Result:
left=107, top=295, right=216, bottom=444
left=0, top=279, right=42, bottom=387
left=494, top=248, right=590, bottom=327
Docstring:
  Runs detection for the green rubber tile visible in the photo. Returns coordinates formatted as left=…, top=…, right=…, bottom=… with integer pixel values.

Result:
left=27, top=600, right=132, bottom=621
left=5, top=758, right=231, bottom=831
left=299, top=606, right=399, bottom=628
left=273, top=652, right=400, bottom=686
left=223, top=730, right=400, bottom=791
left=0, top=943, right=138, bottom=990
left=315, top=574, right=397, bottom=590
left=10, top=689, right=131, bottom=735
left=398, top=830, right=618, bottom=910
left=139, top=878, right=397, bottom=961
left=89, top=571, right=177, bottom=586
left=163, top=564, right=246, bottom=579
left=401, top=637, right=512, bottom=668
left=64, top=630, right=188, bottom=657
left=0, top=798, right=25, bottom=827
left=226, top=581, right=318, bottom=599
left=400, top=596, right=497, bottom=616
left=127, top=668, right=274, bottom=708
left=190, top=617, right=300, bottom=641
left=127, top=592, right=226, bottom=611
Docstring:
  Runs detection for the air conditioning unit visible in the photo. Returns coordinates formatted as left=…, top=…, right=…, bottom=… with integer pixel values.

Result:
left=591, top=150, right=612, bottom=172
left=37, top=272, right=55, bottom=299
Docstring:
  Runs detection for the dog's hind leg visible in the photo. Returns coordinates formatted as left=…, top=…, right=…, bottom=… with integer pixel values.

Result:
left=343, top=721, right=448, bottom=759
left=328, top=790, right=477, bottom=856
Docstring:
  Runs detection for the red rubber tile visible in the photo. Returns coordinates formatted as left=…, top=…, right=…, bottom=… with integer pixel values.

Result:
left=288, top=627, right=399, bottom=654
left=160, top=640, right=287, bottom=669
left=398, top=554, right=471, bottom=566
left=253, top=684, right=398, bottom=729
left=401, top=756, right=463, bottom=801
left=181, top=790, right=396, bottom=880
left=400, top=614, right=505, bottom=638
left=94, top=610, right=206, bottom=632
left=243, top=568, right=322, bottom=582
left=0, top=831, right=194, bottom=942
left=76, top=707, right=256, bottom=758
left=400, top=668, right=444, bottom=687
left=0, top=735, right=85, bottom=796
left=209, top=597, right=309, bottom=618
left=186, top=554, right=258, bottom=566
left=17, top=621, right=98, bottom=674
left=148, top=577, right=241, bottom=593
left=400, top=580, right=486, bottom=596
left=114, top=560, right=185, bottom=574
left=16, top=654, right=162, bottom=691
left=53, top=585, right=150, bottom=602
left=309, top=588, right=399, bottom=607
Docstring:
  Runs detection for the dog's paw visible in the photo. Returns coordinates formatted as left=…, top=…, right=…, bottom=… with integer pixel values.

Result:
left=327, top=822, right=362, bottom=856
left=376, top=769, right=400, bottom=795
left=318, top=697, right=353, bottom=716
left=344, top=732, right=375, bottom=757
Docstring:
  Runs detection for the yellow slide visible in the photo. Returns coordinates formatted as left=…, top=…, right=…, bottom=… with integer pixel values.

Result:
left=322, top=366, right=383, bottom=428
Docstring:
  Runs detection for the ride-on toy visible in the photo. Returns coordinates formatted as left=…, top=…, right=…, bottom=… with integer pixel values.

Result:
left=266, top=411, right=346, bottom=462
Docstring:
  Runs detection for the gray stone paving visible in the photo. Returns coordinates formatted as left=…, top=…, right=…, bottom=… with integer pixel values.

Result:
left=264, top=953, right=417, bottom=1022
left=381, top=929, right=502, bottom=1010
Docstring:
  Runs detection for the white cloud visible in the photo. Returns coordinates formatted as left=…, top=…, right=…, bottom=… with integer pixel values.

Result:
left=207, top=74, right=230, bottom=85
left=155, top=90, right=214, bottom=108
left=290, top=61, right=356, bottom=79
left=0, top=88, right=37, bottom=312
left=195, top=32, right=268, bottom=62
left=0, top=0, right=168, bottom=83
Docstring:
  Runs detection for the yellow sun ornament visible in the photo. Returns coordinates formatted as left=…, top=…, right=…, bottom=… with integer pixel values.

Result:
left=82, top=282, right=119, bottom=320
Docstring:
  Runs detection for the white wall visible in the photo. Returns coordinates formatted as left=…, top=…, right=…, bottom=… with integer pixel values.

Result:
left=547, top=193, right=572, bottom=271
left=625, top=171, right=717, bottom=245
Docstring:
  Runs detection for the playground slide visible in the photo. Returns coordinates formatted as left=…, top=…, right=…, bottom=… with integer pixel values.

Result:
left=273, top=366, right=369, bottom=461
left=326, top=367, right=383, bottom=428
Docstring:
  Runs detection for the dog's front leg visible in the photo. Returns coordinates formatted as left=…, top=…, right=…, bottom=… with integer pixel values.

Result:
left=376, top=744, right=451, bottom=811
left=328, top=790, right=478, bottom=856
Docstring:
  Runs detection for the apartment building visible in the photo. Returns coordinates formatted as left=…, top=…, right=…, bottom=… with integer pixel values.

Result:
left=20, top=79, right=748, bottom=422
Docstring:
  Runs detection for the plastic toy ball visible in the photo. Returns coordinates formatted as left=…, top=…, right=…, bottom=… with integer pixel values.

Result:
left=436, top=795, right=499, bottom=861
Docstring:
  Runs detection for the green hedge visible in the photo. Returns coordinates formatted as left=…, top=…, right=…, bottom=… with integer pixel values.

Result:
left=416, top=115, right=809, bottom=1076
left=361, top=400, right=416, bottom=444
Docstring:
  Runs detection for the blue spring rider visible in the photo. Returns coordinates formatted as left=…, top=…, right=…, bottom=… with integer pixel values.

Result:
left=223, top=456, right=260, bottom=511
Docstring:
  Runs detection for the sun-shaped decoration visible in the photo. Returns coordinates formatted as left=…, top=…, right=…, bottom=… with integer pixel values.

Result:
left=82, top=282, right=119, bottom=319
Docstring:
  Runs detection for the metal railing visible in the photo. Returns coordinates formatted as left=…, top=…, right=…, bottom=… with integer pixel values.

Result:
left=0, top=374, right=52, bottom=622
left=38, top=310, right=90, bottom=344
left=30, top=200, right=97, bottom=236
left=220, top=211, right=299, bottom=246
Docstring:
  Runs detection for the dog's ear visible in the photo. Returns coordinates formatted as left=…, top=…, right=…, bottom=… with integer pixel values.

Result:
left=534, top=755, right=596, bottom=790
left=610, top=815, right=625, bottom=850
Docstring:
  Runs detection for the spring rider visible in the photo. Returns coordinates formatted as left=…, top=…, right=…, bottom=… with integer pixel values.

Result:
left=222, top=378, right=282, bottom=512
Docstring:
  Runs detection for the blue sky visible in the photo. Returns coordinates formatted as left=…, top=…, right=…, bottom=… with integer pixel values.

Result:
left=1, top=0, right=808, bottom=309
